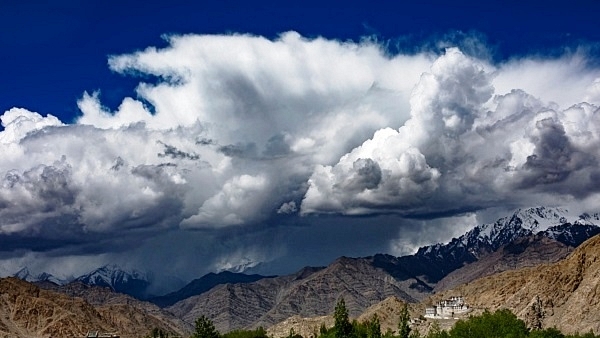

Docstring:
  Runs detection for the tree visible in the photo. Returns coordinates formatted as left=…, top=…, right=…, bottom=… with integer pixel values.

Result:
left=192, top=315, right=220, bottom=338
left=449, top=309, right=527, bottom=338
left=398, top=303, right=411, bottom=338
left=334, top=298, right=354, bottom=338
left=222, top=328, right=269, bottom=338
left=146, top=328, right=169, bottom=338
left=366, top=314, right=382, bottom=338
left=530, top=328, right=565, bottom=338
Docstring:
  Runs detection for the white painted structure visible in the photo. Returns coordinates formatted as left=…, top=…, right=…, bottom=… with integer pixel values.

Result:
left=424, top=296, right=469, bottom=319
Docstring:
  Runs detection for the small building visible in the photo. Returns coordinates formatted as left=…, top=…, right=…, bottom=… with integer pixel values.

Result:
left=424, top=296, right=469, bottom=319
left=85, top=331, right=120, bottom=338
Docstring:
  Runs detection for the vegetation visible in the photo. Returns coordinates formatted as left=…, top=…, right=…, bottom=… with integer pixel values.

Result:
left=192, top=315, right=221, bottom=338
left=334, top=298, right=354, bottom=338
left=146, top=327, right=171, bottom=338
left=397, top=303, right=411, bottom=338
left=423, top=310, right=600, bottom=338
left=191, top=305, right=600, bottom=338
left=222, top=327, right=269, bottom=338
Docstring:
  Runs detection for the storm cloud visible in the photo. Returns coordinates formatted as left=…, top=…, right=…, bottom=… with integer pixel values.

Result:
left=1, top=32, right=600, bottom=286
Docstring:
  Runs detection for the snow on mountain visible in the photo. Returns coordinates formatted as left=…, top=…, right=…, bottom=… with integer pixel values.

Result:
left=418, top=206, right=600, bottom=262
left=13, top=267, right=66, bottom=285
left=76, top=264, right=152, bottom=299
left=474, top=206, right=575, bottom=248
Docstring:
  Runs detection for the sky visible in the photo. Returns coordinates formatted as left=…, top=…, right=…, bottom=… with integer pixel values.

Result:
left=1, top=0, right=600, bottom=294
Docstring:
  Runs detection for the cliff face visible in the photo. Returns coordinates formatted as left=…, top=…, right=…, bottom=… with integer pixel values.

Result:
left=0, top=277, right=190, bottom=338
left=437, top=234, right=600, bottom=334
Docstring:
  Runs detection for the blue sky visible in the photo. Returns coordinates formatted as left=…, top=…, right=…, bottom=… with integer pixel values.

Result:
left=2, top=0, right=599, bottom=122
left=1, top=0, right=600, bottom=292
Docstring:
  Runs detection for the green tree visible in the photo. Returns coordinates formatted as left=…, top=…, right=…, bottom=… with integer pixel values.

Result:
left=398, top=303, right=411, bottom=338
left=146, top=327, right=169, bottom=338
left=192, top=315, right=220, bottom=338
left=366, top=314, right=382, bottom=338
left=221, top=327, right=269, bottom=338
left=334, top=298, right=354, bottom=338
left=449, top=309, right=527, bottom=338
left=530, top=328, right=565, bottom=338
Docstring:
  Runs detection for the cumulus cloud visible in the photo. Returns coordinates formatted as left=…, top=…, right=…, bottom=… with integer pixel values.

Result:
left=1, top=32, right=600, bottom=285
left=301, top=47, right=600, bottom=217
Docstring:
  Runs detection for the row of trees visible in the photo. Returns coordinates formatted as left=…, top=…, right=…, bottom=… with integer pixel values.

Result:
left=181, top=299, right=599, bottom=338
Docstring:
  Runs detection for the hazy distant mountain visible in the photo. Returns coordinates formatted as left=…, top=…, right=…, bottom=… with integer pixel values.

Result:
left=75, top=264, right=151, bottom=300
left=149, top=271, right=271, bottom=307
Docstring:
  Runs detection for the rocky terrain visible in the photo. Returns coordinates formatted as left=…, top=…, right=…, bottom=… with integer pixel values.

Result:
left=266, top=297, right=414, bottom=338
left=0, top=277, right=190, bottom=338
left=435, top=234, right=600, bottom=334
left=433, top=235, right=573, bottom=292
left=166, top=259, right=424, bottom=332
left=149, top=271, right=270, bottom=307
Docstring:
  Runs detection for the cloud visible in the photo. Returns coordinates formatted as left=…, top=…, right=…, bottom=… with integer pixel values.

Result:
left=301, top=47, right=600, bottom=219
left=301, top=48, right=492, bottom=215
left=1, top=32, right=600, bottom=287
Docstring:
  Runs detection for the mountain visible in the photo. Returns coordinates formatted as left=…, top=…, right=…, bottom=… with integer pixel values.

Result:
left=433, top=234, right=573, bottom=292
left=266, top=297, right=412, bottom=338
left=0, top=277, right=189, bottom=338
left=387, top=206, right=600, bottom=286
left=436, top=233, right=600, bottom=334
left=149, top=271, right=271, bottom=307
left=13, top=267, right=66, bottom=285
left=76, top=264, right=152, bottom=300
left=166, top=206, right=600, bottom=333
left=167, top=258, right=429, bottom=332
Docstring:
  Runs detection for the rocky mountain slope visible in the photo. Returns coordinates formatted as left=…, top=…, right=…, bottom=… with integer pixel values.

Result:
left=167, top=259, right=424, bottom=332
left=149, top=271, right=270, bottom=307
left=436, top=234, right=600, bottom=334
left=366, top=207, right=599, bottom=292
left=0, top=277, right=189, bottom=338
left=433, top=235, right=573, bottom=292
left=266, top=297, right=411, bottom=338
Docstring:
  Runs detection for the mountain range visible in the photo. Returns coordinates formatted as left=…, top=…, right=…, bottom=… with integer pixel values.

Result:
left=4, top=206, right=600, bottom=336
left=159, top=206, right=600, bottom=331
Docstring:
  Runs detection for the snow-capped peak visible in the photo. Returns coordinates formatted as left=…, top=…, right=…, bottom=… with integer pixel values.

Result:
left=77, top=264, right=149, bottom=287
left=13, top=267, right=65, bottom=285
left=472, top=206, right=577, bottom=247
left=75, top=264, right=151, bottom=299
left=416, top=206, right=600, bottom=262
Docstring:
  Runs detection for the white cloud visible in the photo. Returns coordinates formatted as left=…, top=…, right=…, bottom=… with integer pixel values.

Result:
left=1, top=32, right=600, bottom=285
left=301, top=48, right=492, bottom=215
left=301, top=47, right=600, bottom=216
